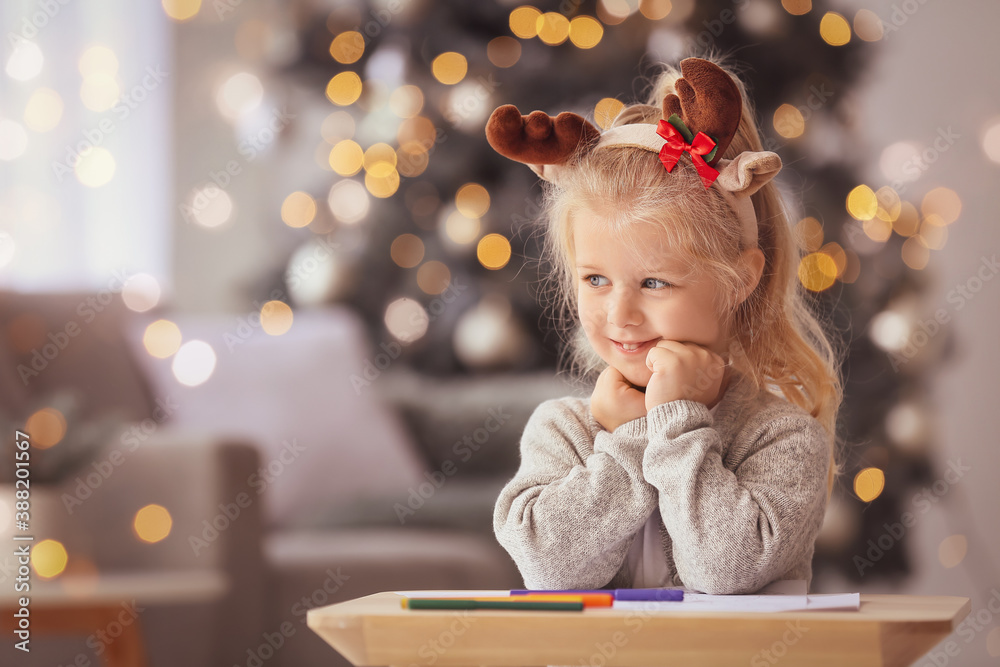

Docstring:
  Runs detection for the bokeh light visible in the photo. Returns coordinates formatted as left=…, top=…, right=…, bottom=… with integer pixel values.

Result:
left=938, top=535, right=967, bottom=569
left=122, top=273, right=162, bottom=312
left=391, top=234, right=425, bottom=268
left=260, top=300, right=293, bottom=336
left=920, top=187, right=961, bottom=225
left=853, top=9, right=884, bottom=41
left=773, top=104, right=805, bottom=139
left=79, top=45, right=119, bottom=77
left=384, top=297, right=428, bottom=343
left=477, top=234, right=513, bottom=270
left=781, top=0, right=811, bottom=15
left=188, top=186, right=234, bottom=228
left=982, top=118, right=1000, bottom=164
left=389, top=85, right=424, bottom=118
left=31, top=540, right=68, bottom=579
left=134, top=504, right=173, bottom=543
left=172, top=340, right=217, bottom=387
left=795, top=217, right=823, bottom=252
left=569, top=16, right=603, bottom=48
left=455, top=183, right=490, bottom=218
left=328, top=139, right=364, bottom=176
left=846, top=184, right=877, bottom=221
left=5, top=40, right=43, bottom=81
left=327, top=179, right=370, bottom=224
left=431, top=52, right=467, bottom=85
left=0, top=119, right=29, bottom=161
left=24, top=88, right=64, bottom=132
left=417, top=260, right=452, bottom=295
left=162, top=0, right=201, bottom=21
left=444, top=210, right=481, bottom=245
left=143, top=319, right=183, bottom=359
left=854, top=467, right=885, bottom=502
left=536, top=12, right=570, bottom=46
left=281, top=191, right=317, bottom=228
left=75, top=146, right=116, bottom=188
left=595, top=98, right=625, bottom=130
left=639, top=0, right=672, bottom=20
left=798, top=252, right=837, bottom=291
left=365, top=169, right=400, bottom=198
left=819, top=12, right=851, bottom=46
left=326, top=72, right=363, bottom=106
left=217, top=72, right=263, bottom=120
left=901, top=236, right=930, bottom=270
left=25, top=408, right=67, bottom=450
left=329, top=31, right=364, bottom=64
left=509, top=6, right=542, bottom=39
left=487, top=37, right=521, bottom=68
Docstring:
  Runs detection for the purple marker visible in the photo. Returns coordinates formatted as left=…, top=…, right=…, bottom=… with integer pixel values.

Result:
left=510, top=588, right=683, bottom=601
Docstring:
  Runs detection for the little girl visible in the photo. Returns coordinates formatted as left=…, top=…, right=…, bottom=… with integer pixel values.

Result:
left=487, top=57, right=845, bottom=596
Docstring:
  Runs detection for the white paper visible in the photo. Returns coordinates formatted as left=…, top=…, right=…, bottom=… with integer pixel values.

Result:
left=391, top=580, right=860, bottom=613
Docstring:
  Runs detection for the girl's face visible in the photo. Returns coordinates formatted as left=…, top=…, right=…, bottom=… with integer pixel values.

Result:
left=573, top=207, right=731, bottom=389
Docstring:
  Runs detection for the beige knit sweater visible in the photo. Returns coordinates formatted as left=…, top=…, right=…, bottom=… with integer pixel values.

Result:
left=493, top=370, right=831, bottom=595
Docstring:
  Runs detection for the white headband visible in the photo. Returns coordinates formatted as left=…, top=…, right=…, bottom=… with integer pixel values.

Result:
left=528, top=122, right=783, bottom=249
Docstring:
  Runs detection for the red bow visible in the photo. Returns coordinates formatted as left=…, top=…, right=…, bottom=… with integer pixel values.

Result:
left=656, top=119, right=720, bottom=188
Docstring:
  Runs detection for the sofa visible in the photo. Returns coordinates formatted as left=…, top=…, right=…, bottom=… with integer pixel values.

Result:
left=0, top=292, right=584, bottom=667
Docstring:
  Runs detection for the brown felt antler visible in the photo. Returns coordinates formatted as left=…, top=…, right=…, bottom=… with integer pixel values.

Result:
left=485, top=105, right=600, bottom=167
left=662, top=58, right=743, bottom=167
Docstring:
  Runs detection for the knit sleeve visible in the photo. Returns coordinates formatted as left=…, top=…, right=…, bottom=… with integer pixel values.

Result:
left=641, top=399, right=830, bottom=595
left=492, top=398, right=657, bottom=590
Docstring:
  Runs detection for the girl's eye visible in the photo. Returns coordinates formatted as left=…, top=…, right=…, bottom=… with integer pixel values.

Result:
left=643, top=278, right=672, bottom=290
left=585, top=274, right=609, bottom=287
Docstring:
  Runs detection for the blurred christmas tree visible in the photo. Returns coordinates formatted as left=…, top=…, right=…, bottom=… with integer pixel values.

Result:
left=271, top=0, right=953, bottom=587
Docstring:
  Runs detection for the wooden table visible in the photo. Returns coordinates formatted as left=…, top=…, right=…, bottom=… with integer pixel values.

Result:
left=307, top=591, right=970, bottom=667
left=0, top=570, right=227, bottom=667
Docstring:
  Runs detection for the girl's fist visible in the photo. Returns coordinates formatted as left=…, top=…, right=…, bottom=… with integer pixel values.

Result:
left=591, top=365, right=648, bottom=432
left=644, top=340, right=729, bottom=411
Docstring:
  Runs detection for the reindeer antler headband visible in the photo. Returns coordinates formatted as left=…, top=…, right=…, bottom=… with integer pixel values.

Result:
left=485, top=58, right=781, bottom=248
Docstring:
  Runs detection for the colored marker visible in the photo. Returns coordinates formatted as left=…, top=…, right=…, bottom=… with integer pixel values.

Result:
left=401, top=598, right=583, bottom=611
left=511, top=588, right=684, bottom=601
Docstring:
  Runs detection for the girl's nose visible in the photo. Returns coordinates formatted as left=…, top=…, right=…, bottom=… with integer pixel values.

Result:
left=607, top=290, right=642, bottom=328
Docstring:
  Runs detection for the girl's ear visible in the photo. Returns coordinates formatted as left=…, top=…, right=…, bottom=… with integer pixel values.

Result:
left=737, top=247, right=766, bottom=304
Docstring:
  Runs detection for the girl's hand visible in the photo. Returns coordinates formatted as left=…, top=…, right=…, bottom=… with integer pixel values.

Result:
left=591, top=365, right=648, bottom=432
left=644, top=340, right=729, bottom=412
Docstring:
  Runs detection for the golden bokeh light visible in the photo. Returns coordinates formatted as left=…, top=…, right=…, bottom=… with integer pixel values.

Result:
left=863, top=217, right=893, bottom=243
left=938, top=534, right=967, bottom=569
left=901, top=236, right=930, bottom=270
left=773, top=103, right=805, bottom=139
left=639, top=0, right=673, bottom=21
left=798, top=252, right=837, bottom=292
left=391, top=234, right=425, bottom=268
left=363, top=143, right=398, bottom=177
left=365, top=169, right=400, bottom=198
left=397, top=116, right=437, bottom=148
left=846, top=184, right=877, bottom=221
left=455, top=183, right=490, bottom=218
left=417, top=260, right=452, bottom=295
left=328, top=139, right=364, bottom=176
left=80, top=73, right=120, bottom=112
left=595, top=98, right=625, bottom=130
left=389, top=85, right=424, bottom=118
left=854, top=467, right=885, bottom=502
left=329, top=31, right=364, bottom=64
left=31, top=539, right=68, bottom=579
left=509, top=6, right=542, bottom=39
left=162, top=0, right=201, bottom=21
left=143, top=319, right=182, bottom=359
left=24, top=88, right=64, bottom=133
left=920, top=186, right=961, bottom=225
left=25, top=407, right=67, bottom=450
left=569, top=16, right=603, bottom=49
left=477, top=234, right=513, bottom=270
left=820, top=12, right=851, bottom=46
left=325, top=72, right=362, bottom=106
left=918, top=214, right=948, bottom=250
left=260, top=300, right=293, bottom=336
left=795, top=217, right=823, bottom=252
left=397, top=144, right=430, bottom=178
left=781, top=0, right=811, bottom=15
left=875, top=186, right=901, bottom=222
left=134, top=504, right=173, bottom=544
left=281, top=191, right=317, bottom=228
left=431, top=52, right=467, bottom=85
left=445, top=211, right=481, bottom=244
left=487, top=36, right=522, bottom=68
left=892, top=201, right=920, bottom=237
left=820, top=242, right=846, bottom=277
left=854, top=9, right=884, bottom=41
left=79, top=45, right=119, bottom=77
left=536, top=12, right=570, bottom=45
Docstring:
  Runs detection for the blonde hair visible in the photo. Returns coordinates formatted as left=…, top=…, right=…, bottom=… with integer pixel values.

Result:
left=534, top=57, right=846, bottom=499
